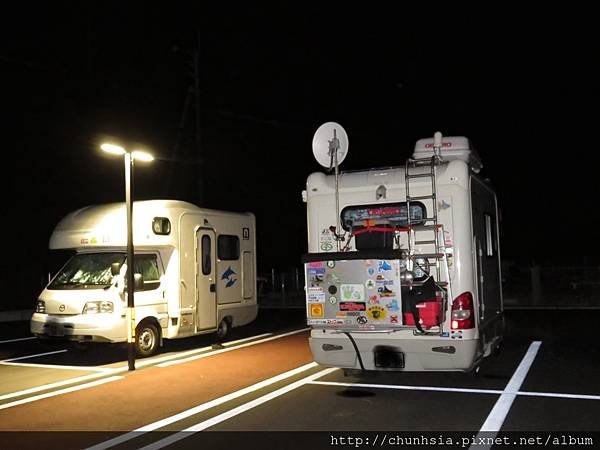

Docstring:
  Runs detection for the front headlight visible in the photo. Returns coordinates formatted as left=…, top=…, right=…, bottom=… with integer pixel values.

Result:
left=35, top=300, right=46, bottom=313
left=83, top=301, right=114, bottom=314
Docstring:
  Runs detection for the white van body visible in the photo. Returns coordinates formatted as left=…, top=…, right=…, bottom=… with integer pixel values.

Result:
left=31, top=200, right=257, bottom=355
left=302, top=136, right=503, bottom=372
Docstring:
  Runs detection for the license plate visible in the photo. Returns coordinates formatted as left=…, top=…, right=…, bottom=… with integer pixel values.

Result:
left=49, top=324, right=64, bottom=337
left=374, top=346, right=405, bottom=369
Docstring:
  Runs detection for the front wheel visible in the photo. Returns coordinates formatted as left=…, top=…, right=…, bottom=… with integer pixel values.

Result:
left=135, top=323, right=159, bottom=357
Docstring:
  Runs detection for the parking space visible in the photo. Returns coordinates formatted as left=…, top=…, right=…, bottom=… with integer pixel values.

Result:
left=0, top=310, right=599, bottom=450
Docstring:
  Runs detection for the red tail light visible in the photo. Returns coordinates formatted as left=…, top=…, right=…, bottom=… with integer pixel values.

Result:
left=451, top=292, right=475, bottom=329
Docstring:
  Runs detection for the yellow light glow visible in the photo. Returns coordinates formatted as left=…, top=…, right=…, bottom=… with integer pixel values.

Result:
left=132, top=150, right=154, bottom=162
left=101, top=143, right=126, bottom=156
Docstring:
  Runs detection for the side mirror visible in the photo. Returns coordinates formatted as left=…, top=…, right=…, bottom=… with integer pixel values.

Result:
left=111, top=263, right=121, bottom=276
left=134, top=273, right=144, bottom=291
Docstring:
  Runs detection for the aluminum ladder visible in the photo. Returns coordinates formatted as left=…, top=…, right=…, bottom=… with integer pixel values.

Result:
left=404, top=152, right=453, bottom=334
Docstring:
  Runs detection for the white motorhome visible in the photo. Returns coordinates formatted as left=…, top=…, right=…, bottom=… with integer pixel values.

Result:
left=31, top=200, right=257, bottom=356
left=302, top=133, right=503, bottom=372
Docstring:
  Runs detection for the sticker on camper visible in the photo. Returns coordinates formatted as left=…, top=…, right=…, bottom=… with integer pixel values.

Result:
left=221, top=267, right=237, bottom=287
left=307, top=261, right=325, bottom=269
left=367, top=267, right=375, bottom=276
left=326, top=260, right=335, bottom=268
left=365, top=279, right=375, bottom=290
left=309, top=318, right=344, bottom=326
left=242, top=227, right=250, bottom=240
left=444, top=231, right=453, bottom=247
left=367, top=306, right=387, bottom=321
left=307, top=287, right=326, bottom=303
left=341, top=284, right=365, bottom=302
left=339, top=301, right=366, bottom=312
left=378, top=285, right=395, bottom=297
left=319, top=228, right=335, bottom=252
left=356, top=316, right=368, bottom=325
left=309, top=303, right=324, bottom=318
left=386, top=299, right=400, bottom=312
left=378, top=260, right=392, bottom=272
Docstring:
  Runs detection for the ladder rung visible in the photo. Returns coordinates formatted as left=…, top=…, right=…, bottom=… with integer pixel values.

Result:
left=409, top=280, right=448, bottom=288
left=407, top=195, right=436, bottom=201
left=415, top=240, right=437, bottom=245
left=406, top=173, right=434, bottom=179
left=409, top=224, right=441, bottom=231
left=408, top=158, right=440, bottom=166
left=410, top=253, right=445, bottom=259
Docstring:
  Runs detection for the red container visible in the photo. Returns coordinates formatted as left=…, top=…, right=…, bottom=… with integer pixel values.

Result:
left=403, top=297, right=442, bottom=328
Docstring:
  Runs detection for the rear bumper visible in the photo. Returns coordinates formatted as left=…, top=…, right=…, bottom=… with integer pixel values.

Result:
left=309, top=330, right=479, bottom=371
left=30, top=313, right=126, bottom=343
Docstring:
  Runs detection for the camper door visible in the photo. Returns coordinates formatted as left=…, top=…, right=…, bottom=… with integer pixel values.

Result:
left=196, top=229, right=217, bottom=331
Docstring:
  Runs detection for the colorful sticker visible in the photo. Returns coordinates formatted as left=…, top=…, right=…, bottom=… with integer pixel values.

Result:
left=329, top=296, right=337, bottom=304
left=307, top=287, right=326, bottom=303
left=378, top=261, right=392, bottom=272
left=367, top=306, right=387, bottom=320
left=307, top=261, right=325, bottom=269
left=341, top=284, right=365, bottom=301
left=326, top=260, right=336, bottom=268
left=390, top=315, right=399, bottom=324
left=339, top=302, right=366, bottom=311
left=378, top=285, right=395, bottom=297
left=386, top=299, right=400, bottom=311
left=309, top=303, right=324, bottom=318
left=369, top=295, right=379, bottom=305
left=367, top=267, right=376, bottom=276
left=365, top=279, right=375, bottom=290
left=221, top=267, right=237, bottom=288
left=356, top=316, right=368, bottom=325
left=319, top=229, right=335, bottom=252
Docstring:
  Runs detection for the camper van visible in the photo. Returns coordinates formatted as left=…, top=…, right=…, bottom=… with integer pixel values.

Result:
left=31, top=200, right=257, bottom=357
left=302, top=133, right=503, bottom=372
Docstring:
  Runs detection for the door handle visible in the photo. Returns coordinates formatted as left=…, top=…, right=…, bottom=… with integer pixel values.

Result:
left=210, top=283, right=216, bottom=293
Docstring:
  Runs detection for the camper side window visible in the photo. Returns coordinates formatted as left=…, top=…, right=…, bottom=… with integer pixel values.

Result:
left=217, top=235, right=240, bottom=261
left=134, top=254, right=161, bottom=292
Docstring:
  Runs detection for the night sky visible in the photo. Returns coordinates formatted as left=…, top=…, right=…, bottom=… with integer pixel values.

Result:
left=4, top=5, right=598, bottom=309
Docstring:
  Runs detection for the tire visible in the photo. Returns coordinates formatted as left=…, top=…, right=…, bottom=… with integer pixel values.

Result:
left=216, top=318, right=230, bottom=340
left=135, top=322, right=159, bottom=357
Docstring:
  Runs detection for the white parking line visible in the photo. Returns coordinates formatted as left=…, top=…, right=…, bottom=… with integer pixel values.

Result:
left=0, top=337, right=37, bottom=344
left=309, top=380, right=504, bottom=396
left=479, top=341, right=541, bottom=432
left=1, top=349, right=68, bottom=362
left=309, top=380, right=600, bottom=401
left=85, top=362, right=320, bottom=450
left=0, top=329, right=307, bottom=408
left=129, top=333, right=273, bottom=370
left=156, top=328, right=310, bottom=368
left=0, top=361, right=115, bottom=372
left=0, top=376, right=123, bottom=410
left=138, top=367, right=338, bottom=450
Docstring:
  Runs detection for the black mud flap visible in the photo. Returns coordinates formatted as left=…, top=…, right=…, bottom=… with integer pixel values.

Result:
left=374, top=345, right=405, bottom=369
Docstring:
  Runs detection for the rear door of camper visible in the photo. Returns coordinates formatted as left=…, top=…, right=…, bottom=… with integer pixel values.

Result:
left=196, top=228, right=217, bottom=331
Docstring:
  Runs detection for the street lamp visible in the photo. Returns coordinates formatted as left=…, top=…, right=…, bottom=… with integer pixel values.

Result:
left=101, top=143, right=154, bottom=371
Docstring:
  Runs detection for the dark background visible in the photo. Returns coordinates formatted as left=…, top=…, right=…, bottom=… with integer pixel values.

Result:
left=2, top=5, right=598, bottom=310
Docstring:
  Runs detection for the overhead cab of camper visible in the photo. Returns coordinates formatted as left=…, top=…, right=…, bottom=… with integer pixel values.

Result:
left=302, top=129, right=503, bottom=372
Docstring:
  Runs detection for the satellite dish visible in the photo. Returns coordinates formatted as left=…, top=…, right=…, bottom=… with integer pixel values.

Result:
left=312, top=122, right=349, bottom=168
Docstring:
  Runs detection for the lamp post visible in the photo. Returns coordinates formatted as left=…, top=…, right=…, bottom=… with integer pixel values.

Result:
left=101, top=143, right=154, bottom=371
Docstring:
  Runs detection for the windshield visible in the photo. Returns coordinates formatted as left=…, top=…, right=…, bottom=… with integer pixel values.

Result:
left=48, top=252, right=125, bottom=290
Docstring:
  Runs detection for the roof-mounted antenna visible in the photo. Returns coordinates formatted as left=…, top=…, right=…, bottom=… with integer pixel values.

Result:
left=312, top=122, right=349, bottom=251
